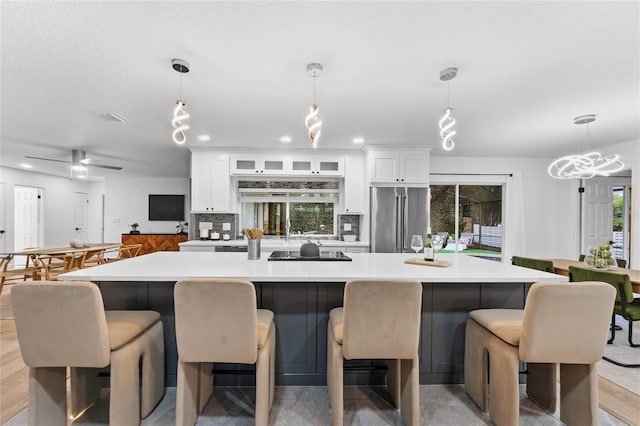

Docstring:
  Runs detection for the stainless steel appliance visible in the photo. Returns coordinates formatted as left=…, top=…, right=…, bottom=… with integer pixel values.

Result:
left=268, top=251, right=352, bottom=261
left=370, top=186, right=429, bottom=253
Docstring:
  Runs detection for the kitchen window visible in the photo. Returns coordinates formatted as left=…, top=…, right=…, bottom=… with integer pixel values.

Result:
left=239, top=181, right=338, bottom=237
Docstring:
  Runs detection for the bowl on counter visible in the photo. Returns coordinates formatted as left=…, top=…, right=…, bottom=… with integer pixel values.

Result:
left=342, top=235, right=357, bottom=242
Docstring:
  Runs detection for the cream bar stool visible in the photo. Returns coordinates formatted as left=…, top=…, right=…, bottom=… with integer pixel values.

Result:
left=327, top=280, right=423, bottom=426
left=12, top=281, right=165, bottom=426
left=174, top=278, right=276, bottom=426
left=464, top=282, right=615, bottom=426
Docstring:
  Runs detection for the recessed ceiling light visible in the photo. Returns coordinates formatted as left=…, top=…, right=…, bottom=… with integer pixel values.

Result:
left=279, top=135, right=292, bottom=143
left=71, top=164, right=87, bottom=171
left=352, top=137, right=365, bottom=144
left=20, top=163, right=33, bottom=169
left=76, top=175, right=87, bottom=179
left=198, top=134, right=211, bottom=142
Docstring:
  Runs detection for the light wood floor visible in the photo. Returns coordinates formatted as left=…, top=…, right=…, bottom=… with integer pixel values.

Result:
left=1, top=286, right=638, bottom=425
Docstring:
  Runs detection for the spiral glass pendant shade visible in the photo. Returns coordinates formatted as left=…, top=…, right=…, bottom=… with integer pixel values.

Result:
left=548, top=152, right=624, bottom=179
left=438, top=107, right=456, bottom=151
left=305, top=104, right=322, bottom=145
left=172, top=100, right=189, bottom=145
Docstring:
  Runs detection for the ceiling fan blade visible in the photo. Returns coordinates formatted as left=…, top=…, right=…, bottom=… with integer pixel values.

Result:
left=87, top=163, right=123, bottom=170
left=25, top=155, right=71, bottom=164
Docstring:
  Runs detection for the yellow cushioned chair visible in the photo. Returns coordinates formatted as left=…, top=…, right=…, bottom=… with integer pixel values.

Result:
left=12, top=281, right=165, bottom=426
left=327, top=280, right=423, bottom=426
left=464, top=282, right=615, bottom=426
left=174, top=278, right=276, bottom=426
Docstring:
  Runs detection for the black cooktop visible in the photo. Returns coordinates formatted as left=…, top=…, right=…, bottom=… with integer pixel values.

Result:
left=268, top=251, right=352, bottom=261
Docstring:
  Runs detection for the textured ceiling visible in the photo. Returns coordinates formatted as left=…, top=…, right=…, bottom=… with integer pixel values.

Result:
left=1, top=1, right=638, bottom=179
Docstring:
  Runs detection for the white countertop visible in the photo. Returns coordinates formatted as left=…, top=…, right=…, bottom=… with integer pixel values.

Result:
left=179, top=239, right=370, bottom=249
left=59, top=252, right=567, bottom=284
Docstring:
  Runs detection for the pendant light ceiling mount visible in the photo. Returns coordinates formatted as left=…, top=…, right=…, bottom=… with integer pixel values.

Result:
left=306, top=62, right=323, bottom=77
left=171, top=58, right=190, bottom=145
left=438, top=67, right=458, bottom=151
left=547, top=114, right=624, bottom=179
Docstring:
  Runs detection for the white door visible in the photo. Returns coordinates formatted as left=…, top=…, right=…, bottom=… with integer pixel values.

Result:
left=14, top=186, right=41, bottom=253
left=0, top=183, right=6, bottom=253
left=581, top=177, right=614, bottom=253
left=75, top=192, right=89, bottom=241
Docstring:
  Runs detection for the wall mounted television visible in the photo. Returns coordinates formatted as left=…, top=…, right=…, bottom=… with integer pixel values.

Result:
left=148, top=194, right=185, bottom=221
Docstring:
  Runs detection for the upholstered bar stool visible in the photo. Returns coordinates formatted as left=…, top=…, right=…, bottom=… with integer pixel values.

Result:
left=327, top=280, right=422, bottom=426
left=464, top=282, right=615, bottom=426
left=11, top=281, right=165, bottom=426
left=174, top=278, right=276, bottom=426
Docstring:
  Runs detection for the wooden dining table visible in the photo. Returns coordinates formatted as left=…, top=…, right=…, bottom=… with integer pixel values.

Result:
left=549, top=258, right=640, bottom=293
left=12, top=243, right=122, bottom=272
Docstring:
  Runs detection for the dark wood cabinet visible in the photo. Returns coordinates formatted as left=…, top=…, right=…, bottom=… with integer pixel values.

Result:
left=121, top=233, right=187, bottom=255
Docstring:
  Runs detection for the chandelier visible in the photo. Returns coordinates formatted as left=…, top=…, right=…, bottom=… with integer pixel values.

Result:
left=305, top=63, right=323, bottom=147
left=548, top=115, right=624, bottom=179
left=171, top=59, right=190, bottom=145
left=438, top=67, right=458, bottom=151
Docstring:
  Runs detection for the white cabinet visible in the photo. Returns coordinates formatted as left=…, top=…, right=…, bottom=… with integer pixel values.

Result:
left=287, top=155, right=344, bottom=176
left=343, top=156, right=366, bottom=213
left=230, top=154, right=286, bottom=175
left=191, top=152, right=232, bottom=212
left=369, top=150, right=429, bottom=184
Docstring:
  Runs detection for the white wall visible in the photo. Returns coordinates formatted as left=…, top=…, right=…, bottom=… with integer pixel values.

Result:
left=431, top=137, right=639, bottom=267
left=103, top=176, right=189, bottom=243
left=0, top=167, right=99, bottom=249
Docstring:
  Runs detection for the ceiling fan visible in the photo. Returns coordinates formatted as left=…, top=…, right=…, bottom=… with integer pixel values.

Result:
left=25, top=149, right=123, bottom=170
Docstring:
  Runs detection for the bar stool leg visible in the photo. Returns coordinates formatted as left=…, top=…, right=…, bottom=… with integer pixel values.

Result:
left=198, top=362, right=213, bottom=413
left=176, top=360, right=199, bottom=426
left=488, top=338, right=519, bottom=426
left=255, top=324, right=273, bottom=426
left=28, top=367, right=67, bottom=426
left=109, top=344, right=141, bottom=426
left=327, top=323, right=344, bottom=426
left=560, top=363, right=598, bottom=426
left=269, top=325, right=276, bottom=410
left=70, top=367, right=101, bottom=417
left=399, top=356, right=420, bottom=426
left=141, top=321, right=165, bottom=417
left=464, top=319, right=489, bottom=410
left=526, top=362, right=556, bottom=412
left=386, top=359, right=401, bottom=408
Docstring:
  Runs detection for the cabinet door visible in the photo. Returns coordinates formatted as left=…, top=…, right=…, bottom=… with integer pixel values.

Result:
left=260, top=155, right=286, bottom=175
left=400, top=153, right=429, bottom=184
left=191, top=153, right=213, bottom=211
left=211, top=154, right=231, bottom=212
left=316, top=157, right=344, bottom=176
left=230, top=155, right=258, bottom=175
left=343, top=156, right=366, bottom=213
left=288, top=157, right=314, bottom=175
left=370, top=153, right=399, bottom=183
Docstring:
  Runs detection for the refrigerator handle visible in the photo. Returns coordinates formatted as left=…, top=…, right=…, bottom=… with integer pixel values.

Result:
left=395, top=194, right=402, bottom=252
left=401, top=192, right=407, bottom=252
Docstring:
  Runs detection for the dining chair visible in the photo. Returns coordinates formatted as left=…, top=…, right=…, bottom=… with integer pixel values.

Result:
left=105, top=244, right=143, bottom=262
left=328, top=280, right=423, bottom=426
left=12, top=281, right=165, bottom=426
left=0, top=254, right=41, bottom=294
left=79, top=248, right=107, bottom=268
left=465, top=281, right=615, bottom=426
left=174, top=278, right=276, bottom=426
left=569, top=266, right=639, bottom=350
left=511, top=256, right=554, bottom=272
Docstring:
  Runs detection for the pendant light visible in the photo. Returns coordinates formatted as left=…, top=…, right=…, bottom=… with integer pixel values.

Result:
left=438, top=67, right=458, bottom=151
left=548, top=115, right=624, bottom=179
left=305, top=63, right=323, bottom=148
left=171, top=59, right=190, bottom=145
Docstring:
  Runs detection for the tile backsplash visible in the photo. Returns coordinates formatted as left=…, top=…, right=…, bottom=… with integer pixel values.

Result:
left=337, top=214, right=361, bottom=241
left=190, top=213, right=240, bottom=240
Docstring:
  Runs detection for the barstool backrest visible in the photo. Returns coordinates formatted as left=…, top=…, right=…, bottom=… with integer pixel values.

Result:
left=12, top=281, right=111, bottom=368
left=175, top=278, right=258, bottom=363
left=519, top=282, right=615, bottom=364
left=343, top=280, right=422, bottom=360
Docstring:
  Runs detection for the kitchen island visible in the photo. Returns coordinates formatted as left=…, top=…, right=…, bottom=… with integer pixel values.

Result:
left=59, top=252, right=566, bottom=386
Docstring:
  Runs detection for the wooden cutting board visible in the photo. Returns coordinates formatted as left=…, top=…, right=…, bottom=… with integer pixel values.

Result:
left=404, top=258, right=452, bottom=268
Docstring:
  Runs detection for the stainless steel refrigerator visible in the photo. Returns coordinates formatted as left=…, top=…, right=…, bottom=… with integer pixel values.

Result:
left=370, top=187, right=429, bottom=253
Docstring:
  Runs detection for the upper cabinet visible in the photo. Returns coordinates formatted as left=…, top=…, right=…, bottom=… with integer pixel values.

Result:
left=230, top=154, right=286, bottom=175
left=368, top=149, right=430, bottom=184
left=343, top=156, right=366, bottom=214
left=191, top=152, right=232, bottom=212
left=287, top=155, right=344, bottom=176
